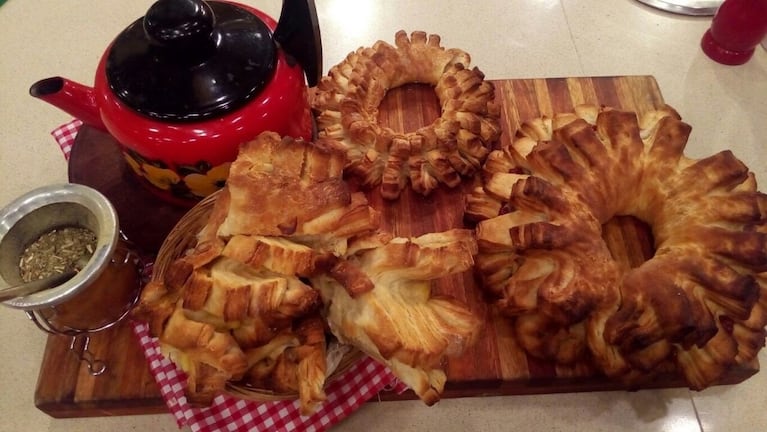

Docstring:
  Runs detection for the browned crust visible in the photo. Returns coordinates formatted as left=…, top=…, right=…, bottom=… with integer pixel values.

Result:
left=138, top=130, right=481, bottom=412
left=313, top=30, right=501, bottom=199
left=469, top=104, right=767, bottom=389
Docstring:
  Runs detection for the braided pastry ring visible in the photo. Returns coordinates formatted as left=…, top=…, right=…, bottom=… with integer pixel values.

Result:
left=313, top=30, right=501, bottom=199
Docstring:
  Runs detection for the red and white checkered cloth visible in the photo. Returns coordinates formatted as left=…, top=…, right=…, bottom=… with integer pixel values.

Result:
left=53, top=119, right=408, bottom=432
left=52, top=119, right=82, bottom=161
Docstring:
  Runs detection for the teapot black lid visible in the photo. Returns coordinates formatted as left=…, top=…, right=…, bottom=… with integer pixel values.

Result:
left=106, top=0, right=309, bottom=122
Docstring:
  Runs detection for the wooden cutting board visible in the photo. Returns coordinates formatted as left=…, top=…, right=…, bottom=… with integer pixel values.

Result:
left=36, top=75, right=758, bottom=418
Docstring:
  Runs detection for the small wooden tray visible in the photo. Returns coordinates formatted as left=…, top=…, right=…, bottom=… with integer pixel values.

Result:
left=34, top=75, right=758, bottom=418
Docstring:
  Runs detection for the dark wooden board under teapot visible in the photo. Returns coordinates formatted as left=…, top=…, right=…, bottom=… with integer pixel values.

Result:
left=68, top=127, right=189, bottom=255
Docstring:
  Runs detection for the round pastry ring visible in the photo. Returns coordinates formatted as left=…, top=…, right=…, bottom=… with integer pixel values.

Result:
left=469, top=104, right=767, bottom=390
left=314, top=30, right=501, bottom=199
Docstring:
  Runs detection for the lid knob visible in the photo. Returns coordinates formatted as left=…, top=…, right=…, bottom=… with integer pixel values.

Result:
left=144, top=0, right=215, bottom=50
left=107, top=0, right=277, bottom=122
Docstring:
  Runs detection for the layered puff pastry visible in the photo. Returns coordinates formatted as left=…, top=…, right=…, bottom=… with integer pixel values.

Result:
left=312, top=229, right=481, bottom=404
left=466, top=105, right=767, bottom=390
left=135, top=131, right=481, bottom=413
left=313, top=30, right=501, bottom=199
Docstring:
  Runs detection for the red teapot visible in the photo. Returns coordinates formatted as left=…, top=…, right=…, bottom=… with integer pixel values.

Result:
left=30, top=0, right=321, bottom=205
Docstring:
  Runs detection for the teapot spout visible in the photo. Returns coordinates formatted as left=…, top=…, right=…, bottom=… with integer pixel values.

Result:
left=30, top=77, right=107, bottom=132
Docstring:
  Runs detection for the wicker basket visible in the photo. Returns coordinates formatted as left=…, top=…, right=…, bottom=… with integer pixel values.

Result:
left=151, top=190, right=363, bottom=402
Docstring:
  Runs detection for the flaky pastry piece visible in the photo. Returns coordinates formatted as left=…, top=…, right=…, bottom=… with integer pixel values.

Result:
left=133, top=275, right=250, bottom=405
left=467, top=104, right=767, bottom=389
left=313, top=30, right=501, bottom=199
left=209, top=131, right=380, bottom=257
left=241, top=314, right=328, bottom=415
left=213, top=130, right=344, bottom=236
left=311, top=229, right=481, bottom=404
left=160, top=305, right=249, bottom=403
left=182, top=257, right=320, bottom=328
left=221, top=235, right=319, bottom=277
left=134, top=255, right=323, bottom=406
left=135, top=131, right=389, bottom=412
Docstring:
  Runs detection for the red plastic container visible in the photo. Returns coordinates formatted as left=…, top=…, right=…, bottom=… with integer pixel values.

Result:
left=701, top=0, right=767, bottom=65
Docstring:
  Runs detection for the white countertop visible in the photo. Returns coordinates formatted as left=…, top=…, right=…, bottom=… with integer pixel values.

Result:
left=1, top=1, right=766, bottom=431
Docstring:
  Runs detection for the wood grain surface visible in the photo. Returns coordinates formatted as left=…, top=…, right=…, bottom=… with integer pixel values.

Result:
left=35, top=76, right=758, bottom=418
left=34, top=321, right=165, bottom=417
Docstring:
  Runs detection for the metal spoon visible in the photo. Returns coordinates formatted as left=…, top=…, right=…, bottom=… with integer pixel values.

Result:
left=0, top=269, right=78, bottom=302
left=0, top=255, right=89, bottom=302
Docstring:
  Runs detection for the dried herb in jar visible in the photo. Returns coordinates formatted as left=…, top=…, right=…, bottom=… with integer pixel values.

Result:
left=18, top=227, right=96, bottom=282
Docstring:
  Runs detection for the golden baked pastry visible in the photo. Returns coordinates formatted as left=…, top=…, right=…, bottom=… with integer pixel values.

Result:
left=467, top=105, right=767, bottom=389
left=215, top=132, right=370, bottom=239
left=244, top=314, right=329, bottom=415
left=136, top=131, right=481, bottom=412
left=134, top=252, right=327, bottom=410
left=135, top=132, right=381, bottom=414
left=311, top=229, right=481, bottom=404
left=313, top=30, right=501, bottom=199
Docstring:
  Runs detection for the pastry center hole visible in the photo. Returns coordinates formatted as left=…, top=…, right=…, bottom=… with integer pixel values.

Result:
left=377, top=83, right=441, bottom=133
left=601, top=215, right=656, bottom=270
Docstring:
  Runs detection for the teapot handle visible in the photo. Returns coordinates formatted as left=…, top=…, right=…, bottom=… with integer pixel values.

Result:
left=274, top=0, right=323, bottom=87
